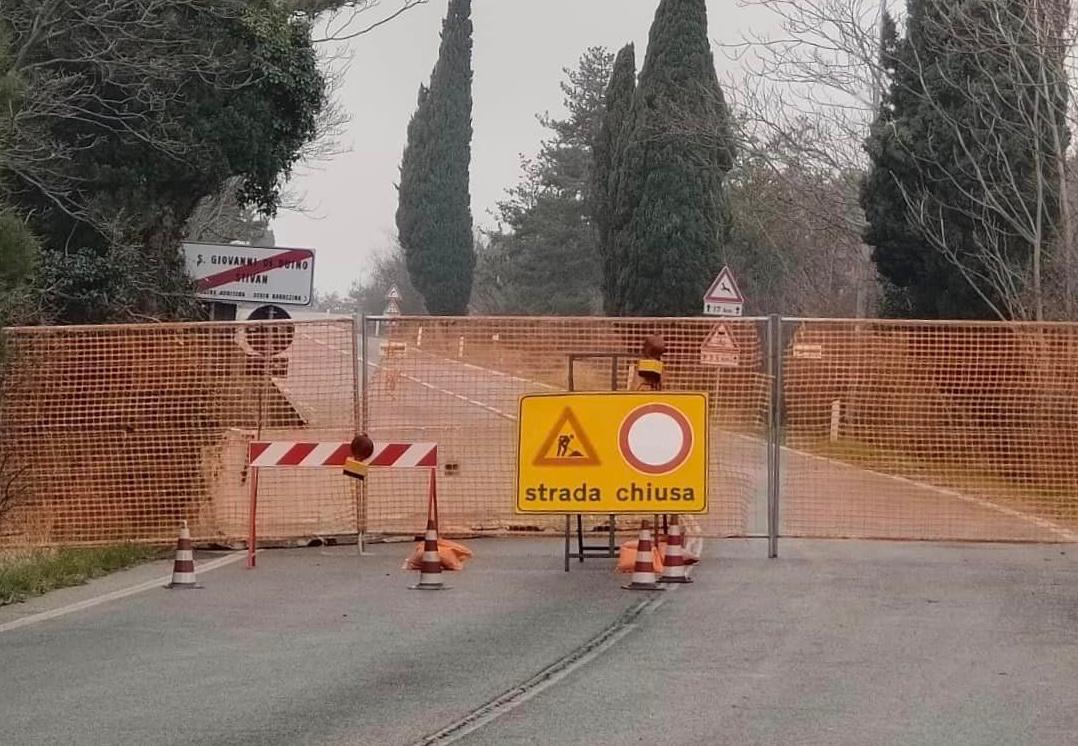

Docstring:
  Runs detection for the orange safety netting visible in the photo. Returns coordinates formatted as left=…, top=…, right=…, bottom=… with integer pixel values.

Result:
left=0, top=319, right=358, bottom=546
left=3, top=315, right=1077, bottom=548
left=780, top=319, right=1078, bottom=543
left=363, top=316, right=769, bottom=540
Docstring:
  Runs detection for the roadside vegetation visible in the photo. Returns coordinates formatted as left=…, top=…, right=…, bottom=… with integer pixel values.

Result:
left=0, top=545, right=167, bottom=607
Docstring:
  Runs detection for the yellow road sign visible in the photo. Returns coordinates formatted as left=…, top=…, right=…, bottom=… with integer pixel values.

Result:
left=517, top=393, right=708, bottom=514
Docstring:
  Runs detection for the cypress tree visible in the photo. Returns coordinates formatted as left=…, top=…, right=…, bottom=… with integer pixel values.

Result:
left=396, top=0, right=474, bottom=315
left=592, top=44, right=636, bottom=315
left=862, top=1, right=1066, bottom=319
left=613, top=0, right=734, bottom=316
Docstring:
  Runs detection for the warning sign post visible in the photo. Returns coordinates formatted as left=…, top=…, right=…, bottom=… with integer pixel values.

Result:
left=516, top=393, right=709, bottom=515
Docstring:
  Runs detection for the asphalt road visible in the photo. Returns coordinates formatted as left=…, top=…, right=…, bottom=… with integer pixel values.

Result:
left=1, top=541, right=636, bottom=746
left=2, top=539, right=1077, bottom=745
left=463, top=540, right=1078, bottom=746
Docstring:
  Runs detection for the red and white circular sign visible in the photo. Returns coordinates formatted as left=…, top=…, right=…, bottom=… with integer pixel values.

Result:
left=618, top=403, right=694, bottom=475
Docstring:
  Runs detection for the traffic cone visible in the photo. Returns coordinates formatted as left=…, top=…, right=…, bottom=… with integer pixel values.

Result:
left=166, top=521, right=201, bottom=589
left=410, top=470, right=448, bottom=591
left=660, top=515, right=692, bottom=584
left=410, top=518, right=447, bottom=591
left=622, top=523, right=665, bottom=592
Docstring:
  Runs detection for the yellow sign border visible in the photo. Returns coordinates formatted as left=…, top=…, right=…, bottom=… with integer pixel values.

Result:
left=515, top=392, right=709, bottom=515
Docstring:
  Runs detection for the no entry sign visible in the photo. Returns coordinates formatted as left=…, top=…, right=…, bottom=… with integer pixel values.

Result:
left=182, top=242, right=315, bottom=306
left=516, top=393, right=709, bottom=514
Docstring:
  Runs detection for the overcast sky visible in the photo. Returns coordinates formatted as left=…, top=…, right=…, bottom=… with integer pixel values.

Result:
left=272, top=0, right=775, bottom=295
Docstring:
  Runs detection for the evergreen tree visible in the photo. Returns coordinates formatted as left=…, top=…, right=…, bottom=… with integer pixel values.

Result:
left=477, top=47, right=614, bottom=315
left=396, top=0, right=474, bottom=315
left=612, top=0, right=734, bottom=316
left=862, top=2, right=1067, bottom=319
left=3, top=2, right=325, bottom=323
left=592, top=44, right=636, bottom=314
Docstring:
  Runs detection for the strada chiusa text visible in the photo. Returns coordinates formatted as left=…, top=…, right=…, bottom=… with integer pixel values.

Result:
left=523, top=482, right=698, bottom=504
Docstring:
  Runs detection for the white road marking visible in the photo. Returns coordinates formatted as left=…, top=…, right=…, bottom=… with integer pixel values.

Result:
left=792, top=443, right=1078, bottom=541
left=0, top=552, right=249, bottom=634
left=411, top=347, right=560, bottom=390
left=729, top=432, right=1078, bottom=542
left=367, top=361, right=519, bottom=422
left=306, top=331, right=548, bottom=421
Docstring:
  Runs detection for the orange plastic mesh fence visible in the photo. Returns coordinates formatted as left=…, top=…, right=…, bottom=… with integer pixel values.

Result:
left=363, top=316, right=770, bottom=538
left=0, top=319, right=358, bottom=547
left=5, top=315, right=1074, bottom=548
left=781, top=319, right=1078, bottom=542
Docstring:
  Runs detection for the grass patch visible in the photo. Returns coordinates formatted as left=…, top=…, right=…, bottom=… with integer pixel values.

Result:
left=0, top=545, right=168, bottom=606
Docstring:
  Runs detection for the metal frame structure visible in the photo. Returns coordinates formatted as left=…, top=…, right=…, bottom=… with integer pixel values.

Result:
left=361, top=315, right=784, bottom=559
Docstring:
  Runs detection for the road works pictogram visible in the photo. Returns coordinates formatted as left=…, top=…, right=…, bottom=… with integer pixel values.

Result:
left=533, top=408, right=601, bottom=467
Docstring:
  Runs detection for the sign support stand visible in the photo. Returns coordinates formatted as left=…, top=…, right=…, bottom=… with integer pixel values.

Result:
left=247, top=354, right=268, bottom=569
left=561, top=353, right=632, bottom=572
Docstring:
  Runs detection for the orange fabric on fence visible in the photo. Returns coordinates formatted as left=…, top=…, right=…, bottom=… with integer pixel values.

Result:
left=7, top=314, right=1078, bottom=548
left=365, top=316, right=769, bottom=540
left=779, top=319, right=1078, bottom=543
left=0, top=318, right=359, bottom=547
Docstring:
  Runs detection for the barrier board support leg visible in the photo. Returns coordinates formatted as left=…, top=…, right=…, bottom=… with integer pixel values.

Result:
left=247, top=466, right=259, bottom=569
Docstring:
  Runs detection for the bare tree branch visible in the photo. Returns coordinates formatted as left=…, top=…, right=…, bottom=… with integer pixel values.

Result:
left=888, top=0, right=1073, bottom=320
left=305, top=0, right=429, bottom=43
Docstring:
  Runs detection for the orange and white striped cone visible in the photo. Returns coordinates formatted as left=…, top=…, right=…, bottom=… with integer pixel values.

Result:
left=622, top=524, right=665, bottom=592
left=660, top=515, right=692, bottom=584
left=166, top=521, right=201, bottom=589
left=410, top=518, right=448, bottom=591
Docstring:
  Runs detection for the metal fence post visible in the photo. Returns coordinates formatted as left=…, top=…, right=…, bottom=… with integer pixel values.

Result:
left=767, top=315, right=782, bottom=559
left=360, top=315, right=369, bottom=432
left=358, top=315, right=369, bottom=549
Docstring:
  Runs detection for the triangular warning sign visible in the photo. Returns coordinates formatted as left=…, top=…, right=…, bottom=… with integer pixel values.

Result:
left=533, top=408, right=601, bottom=467
left=701, top=323, right=740, bottom=367
left=704, top=267, right=744, bottom=304
left=703, top=323, right=737, bottom=351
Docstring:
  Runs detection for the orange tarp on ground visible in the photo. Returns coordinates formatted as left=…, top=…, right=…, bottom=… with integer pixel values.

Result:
left=403, top=539, right=474, bottom=571
left=615, top=539, right=699, bottom=574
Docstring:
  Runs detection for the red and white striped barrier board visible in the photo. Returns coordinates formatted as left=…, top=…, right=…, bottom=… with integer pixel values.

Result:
left=248, top=441, right=438, bottom=469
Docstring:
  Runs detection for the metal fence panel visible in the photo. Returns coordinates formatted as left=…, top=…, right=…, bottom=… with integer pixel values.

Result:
left=4, top=313, right=1075, bottom=549
left=363, top=316, right=771, bottom=539
left=779, top=319, right=1078, bottom=542
left=0, top=319, right=358, bottom=546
